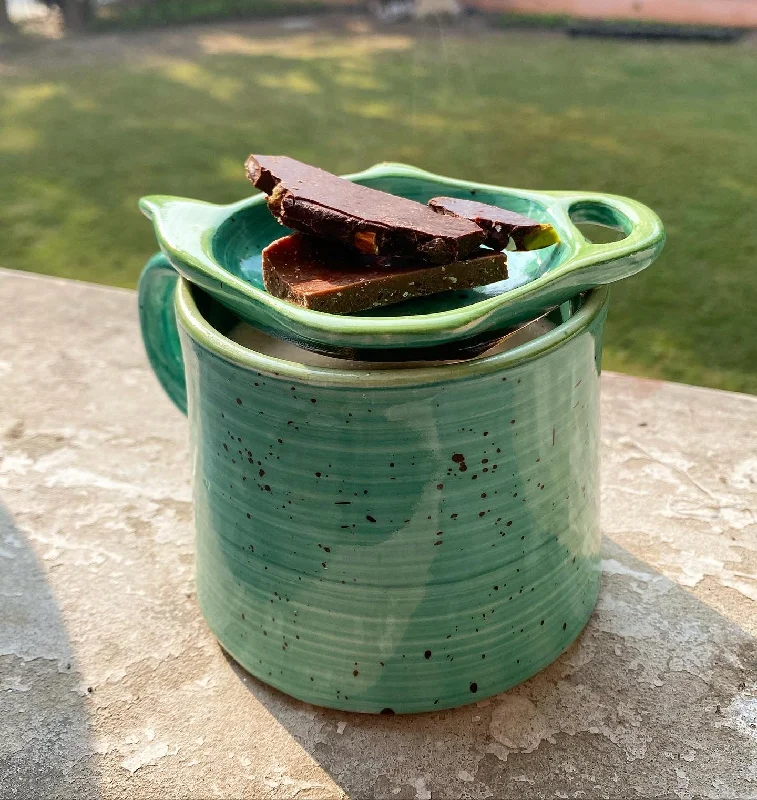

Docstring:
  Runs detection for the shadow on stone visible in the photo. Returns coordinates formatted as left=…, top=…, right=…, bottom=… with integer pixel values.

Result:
left=222, top=537, right=757, bottom=798
left=0, top=502, right=100, bottom=800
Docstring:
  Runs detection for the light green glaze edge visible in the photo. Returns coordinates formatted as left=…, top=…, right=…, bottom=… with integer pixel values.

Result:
left=139, top=162, right=663, bottom=350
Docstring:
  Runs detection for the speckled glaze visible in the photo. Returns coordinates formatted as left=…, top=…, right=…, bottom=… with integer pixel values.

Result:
left=139, top=162, right=664, bottom=353
left=139, top=256, right=609, bottom=713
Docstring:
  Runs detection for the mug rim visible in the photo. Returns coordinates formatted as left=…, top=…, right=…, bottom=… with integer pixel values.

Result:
left=175, top=279, right=609, bottom=389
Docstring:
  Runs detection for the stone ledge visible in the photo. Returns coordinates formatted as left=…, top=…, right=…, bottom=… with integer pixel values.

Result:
left=1, top=270, right=755, bottom=798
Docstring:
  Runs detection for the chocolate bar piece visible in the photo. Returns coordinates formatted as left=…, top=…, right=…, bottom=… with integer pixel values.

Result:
left=428, top=197, right=559, bottom=251
left=246, top=155, right=486, bottom=264
left=262, top=234, right=508, bottom=314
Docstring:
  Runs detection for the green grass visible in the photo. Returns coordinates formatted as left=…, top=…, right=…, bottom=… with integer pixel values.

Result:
left=92, top=0, right=339, bottom=30
left=493, top=13, right=575, bottom=30
left=1, top=27, right=755, bottom=393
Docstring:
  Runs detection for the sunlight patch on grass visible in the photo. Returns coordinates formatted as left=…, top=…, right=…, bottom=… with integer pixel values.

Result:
left=0, top=126, right=40, bottom=153
left=218, top=155, right=246, bottom=182
left=257, top=69, right=322, bottom=95
left=412, top=112, right=487, bottom=133
left=70, top=96, right=99, bottom=112
left=4, top=83, right=65, bottom=113
left=563, top=132, right=633, bottom=157
left=342, top=101, right=486, bottom=132
left=198, top=32, right=412, bottom=60
left=332, top=72, right=384, bottom=91
left=342, top=100, right=397, bottom=120
left=151, top=59, right=244, bottom=101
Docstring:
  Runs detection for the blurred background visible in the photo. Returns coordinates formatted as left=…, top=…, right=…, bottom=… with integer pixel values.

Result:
left=1, top=0, right=755, bottom=392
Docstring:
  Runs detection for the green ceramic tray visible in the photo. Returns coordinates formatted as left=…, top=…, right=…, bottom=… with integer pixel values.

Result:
left=140, top=162, right=664, bottom=352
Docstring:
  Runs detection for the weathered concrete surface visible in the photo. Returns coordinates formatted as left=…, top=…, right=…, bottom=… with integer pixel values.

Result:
left=0, top=269, right=755, bottom=799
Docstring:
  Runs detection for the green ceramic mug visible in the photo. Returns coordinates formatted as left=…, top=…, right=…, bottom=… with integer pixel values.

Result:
left=139, top=254, right=609, bottom=714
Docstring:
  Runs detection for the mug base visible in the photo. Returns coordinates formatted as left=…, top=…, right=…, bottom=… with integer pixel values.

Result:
left=205, top=578, right=600, bottom=715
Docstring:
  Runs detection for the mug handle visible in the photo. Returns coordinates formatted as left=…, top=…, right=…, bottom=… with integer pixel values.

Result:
left=138, top=253, right=188, bottom=415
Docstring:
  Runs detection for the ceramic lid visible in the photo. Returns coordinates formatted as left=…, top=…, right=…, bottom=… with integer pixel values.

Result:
left=140, top=162, right=664, bottom=354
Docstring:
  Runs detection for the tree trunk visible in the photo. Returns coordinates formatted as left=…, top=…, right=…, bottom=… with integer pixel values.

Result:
left=0, top=0, right=14, bottom=30
left=60, top=0, right=92, bottom=32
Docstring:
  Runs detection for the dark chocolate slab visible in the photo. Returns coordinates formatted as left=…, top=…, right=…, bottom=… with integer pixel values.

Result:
left=261, top=234, right=508, bottom=314
left=428, top=196, right=559, bottom=251
left=246, top=155, right=485, bottom=264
